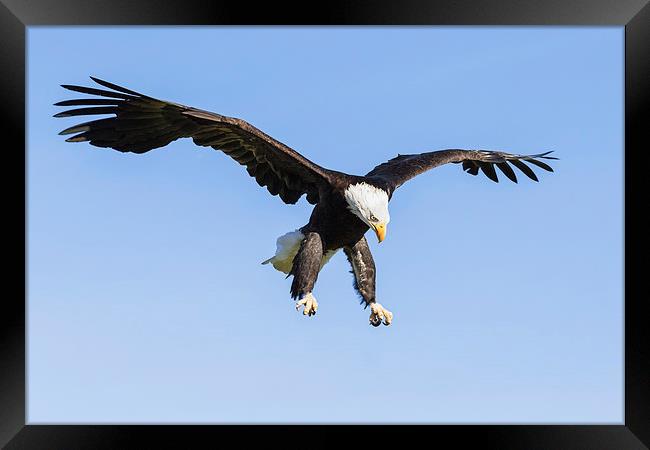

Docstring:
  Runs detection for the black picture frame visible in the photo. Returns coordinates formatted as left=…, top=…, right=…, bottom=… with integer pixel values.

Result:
left=2, top=0, right=647, bottom=448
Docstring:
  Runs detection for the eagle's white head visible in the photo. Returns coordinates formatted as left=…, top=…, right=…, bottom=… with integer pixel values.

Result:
left=344, top=182, right=390, bottom=243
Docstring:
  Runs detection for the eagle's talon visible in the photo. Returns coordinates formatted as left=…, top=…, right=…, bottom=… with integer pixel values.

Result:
left=369, top=303, right=392, bottom=327
left=296, top=293, right=318, bottom=317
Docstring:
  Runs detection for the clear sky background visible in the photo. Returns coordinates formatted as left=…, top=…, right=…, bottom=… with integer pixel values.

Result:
left=27, top=27, right=623, bottom=423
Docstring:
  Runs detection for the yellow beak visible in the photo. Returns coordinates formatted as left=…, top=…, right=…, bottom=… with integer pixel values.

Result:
left=373, top=223, right=387, bottom=243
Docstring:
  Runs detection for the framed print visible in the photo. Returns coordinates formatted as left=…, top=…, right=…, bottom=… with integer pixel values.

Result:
left=2, top=0, right=647, bottom=448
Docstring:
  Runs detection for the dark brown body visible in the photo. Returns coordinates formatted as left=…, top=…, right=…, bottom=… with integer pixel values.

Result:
left=302, top=187, right=370, bottom=251
left=289, top=180, right=380, bottom=310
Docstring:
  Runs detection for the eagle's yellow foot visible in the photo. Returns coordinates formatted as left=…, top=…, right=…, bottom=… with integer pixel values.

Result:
left=296, top=292, right=318, bottom=317
left=369, top=302, right=393, bottom=327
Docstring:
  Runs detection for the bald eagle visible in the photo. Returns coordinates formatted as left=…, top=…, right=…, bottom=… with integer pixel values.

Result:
left=55, top=77, right=558, bottom=327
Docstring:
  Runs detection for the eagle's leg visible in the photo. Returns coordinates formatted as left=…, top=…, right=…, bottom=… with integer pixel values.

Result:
left=344, top=237, right=392, bottom=327
left=289, top=232, right=324, bottom=317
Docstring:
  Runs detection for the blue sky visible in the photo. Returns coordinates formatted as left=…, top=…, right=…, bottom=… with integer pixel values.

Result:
left=27, top=27, right=623, bottom=423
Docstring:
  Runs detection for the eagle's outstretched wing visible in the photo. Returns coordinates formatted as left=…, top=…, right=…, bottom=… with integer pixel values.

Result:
left=366, top=149, right=558, bottom=194
left=55, top=77, right=337, bottom=205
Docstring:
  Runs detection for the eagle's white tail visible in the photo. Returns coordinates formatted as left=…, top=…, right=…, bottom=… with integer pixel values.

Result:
left=262, top=230, right=339, bottom=274
left=262, top=230, right=306, bottom=274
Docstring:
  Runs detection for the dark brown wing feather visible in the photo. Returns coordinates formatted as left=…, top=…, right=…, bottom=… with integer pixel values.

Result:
left=366, top=149, right=558, bottom=193
left=55, top=77, right=338, bottom=205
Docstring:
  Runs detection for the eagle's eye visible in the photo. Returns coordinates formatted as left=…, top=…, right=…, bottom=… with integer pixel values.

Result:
left=369, top=214, right=378, bottom=222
